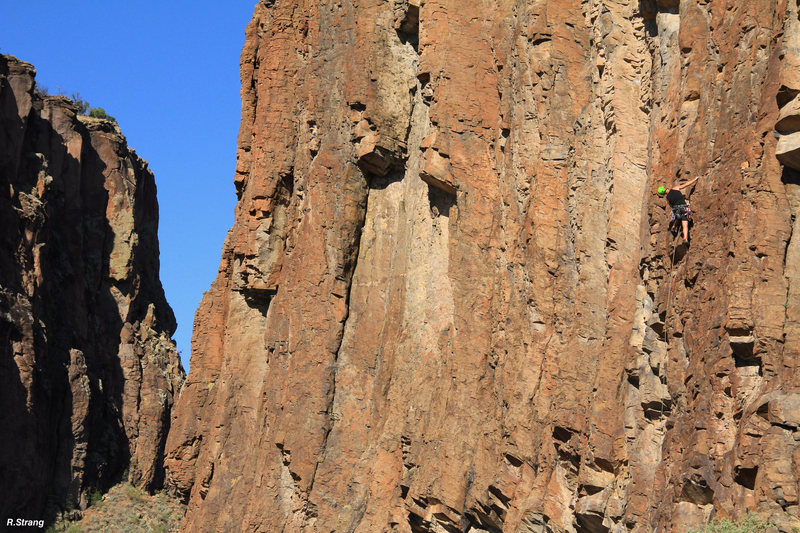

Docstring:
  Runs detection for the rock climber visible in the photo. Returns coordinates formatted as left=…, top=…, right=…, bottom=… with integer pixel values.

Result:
left=657, top=176, right=700, bottom=244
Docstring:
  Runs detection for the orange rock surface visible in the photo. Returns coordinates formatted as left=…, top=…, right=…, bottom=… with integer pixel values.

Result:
left=166, top=1, right=800, bottom=530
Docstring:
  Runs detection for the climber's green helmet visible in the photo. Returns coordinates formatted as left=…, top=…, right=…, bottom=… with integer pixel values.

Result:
left=657, top=186, right=667, bottom=196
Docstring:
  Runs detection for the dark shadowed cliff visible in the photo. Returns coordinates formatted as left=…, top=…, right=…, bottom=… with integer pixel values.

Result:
left=0, top=55, right=184, bottom=521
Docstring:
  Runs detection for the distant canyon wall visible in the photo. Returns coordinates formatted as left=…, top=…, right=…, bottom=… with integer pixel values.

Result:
left=166, top=1, right=800, bottom=531
left=0, top=56, right=184, bottom=520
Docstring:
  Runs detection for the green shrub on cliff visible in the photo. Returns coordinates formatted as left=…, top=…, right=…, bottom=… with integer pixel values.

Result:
left=70, top=93, right=89, bottom=114
left=88, top=106, right=116, bottom=124
left=65, top=92, right=117, bottom=124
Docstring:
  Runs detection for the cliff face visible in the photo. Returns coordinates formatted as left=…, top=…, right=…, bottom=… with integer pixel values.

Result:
left=165, top=1, right=800, bottom=531
left=0, top=56, right=184, bottom=519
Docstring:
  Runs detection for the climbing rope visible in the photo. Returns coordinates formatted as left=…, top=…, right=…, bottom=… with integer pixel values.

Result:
left=654, top=235, right=680, bottom=422
left=663, top=234, right=680, bottom=343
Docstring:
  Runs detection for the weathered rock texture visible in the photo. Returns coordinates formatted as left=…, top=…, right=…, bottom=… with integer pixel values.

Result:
left=0, top=56, right=184, bottom=521
left=166, top=1, right=800, bottom=531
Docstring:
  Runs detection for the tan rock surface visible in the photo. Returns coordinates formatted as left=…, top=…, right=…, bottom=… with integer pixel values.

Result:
left=0, top=56, right=184, bottom=521
left=166, top=1, right=800, bottom=531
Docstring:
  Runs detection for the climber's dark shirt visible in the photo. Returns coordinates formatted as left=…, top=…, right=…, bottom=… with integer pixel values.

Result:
left=666, top=189, right=685, bottom=207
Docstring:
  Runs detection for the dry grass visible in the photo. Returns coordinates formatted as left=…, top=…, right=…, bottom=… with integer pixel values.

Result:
left=48, top=482, right=185, bottom=533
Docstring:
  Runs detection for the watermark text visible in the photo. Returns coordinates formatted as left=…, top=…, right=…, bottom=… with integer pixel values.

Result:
left=6, top=518, right=45, bottom=528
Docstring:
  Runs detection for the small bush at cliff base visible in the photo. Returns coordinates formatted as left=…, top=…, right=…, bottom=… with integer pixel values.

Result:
left=688, top=513, right=773, bottom=533
left=88, top=488, right=103, bottom=507
left=123, top=483, right=146, bottom=503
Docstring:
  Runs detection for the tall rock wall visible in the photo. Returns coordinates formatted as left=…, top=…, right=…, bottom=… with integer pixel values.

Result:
left=0, top=56, right=184, bottom=520
left=166, top=1, right=800, bottom=531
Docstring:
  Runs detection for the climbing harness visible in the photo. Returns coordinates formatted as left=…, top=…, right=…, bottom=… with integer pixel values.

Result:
left=669, top=204, right=692, bottom=227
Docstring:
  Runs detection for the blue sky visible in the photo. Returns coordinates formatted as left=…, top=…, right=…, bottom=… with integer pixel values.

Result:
left=3, top=1, right=257, bottom=370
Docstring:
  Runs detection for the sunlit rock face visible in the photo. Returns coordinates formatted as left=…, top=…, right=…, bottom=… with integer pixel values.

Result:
left=165, top=1, right=800, bottom=531
left=0, top=55, right=184, bottom=520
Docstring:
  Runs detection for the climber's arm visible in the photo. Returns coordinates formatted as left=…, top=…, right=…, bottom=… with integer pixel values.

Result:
left=674, top=176, right=701, bottom=191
